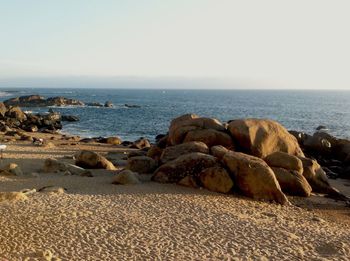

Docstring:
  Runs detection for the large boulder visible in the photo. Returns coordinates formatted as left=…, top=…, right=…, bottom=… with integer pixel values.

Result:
left=168, top=114, right=227, bottom=146
left=75, top=150, right=117, bottom=170
left=264, top=151, right=303, bottom=174
left=228, top=119, right=304, bottom=158
left=127, top=156, right=157, bottom=174
left=271, top=167, right=312, bottom=197
left=152, top=152, right=218, bottom=183
left=160, top=141, right=209, bottom=163
left=199, top=167, right=234, bottom=193
left=222, top=151, right=289, bottom=204
left=112, top=170, right=140, bottom=185
left=183, top=129, right=233, bottom=148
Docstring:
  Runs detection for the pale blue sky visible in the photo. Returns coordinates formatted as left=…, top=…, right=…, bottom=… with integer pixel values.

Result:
left=0, top=0, right=349, bottom=89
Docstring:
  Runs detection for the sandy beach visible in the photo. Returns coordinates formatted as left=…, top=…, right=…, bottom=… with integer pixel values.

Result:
left=0, top=133, right=348, bottom=261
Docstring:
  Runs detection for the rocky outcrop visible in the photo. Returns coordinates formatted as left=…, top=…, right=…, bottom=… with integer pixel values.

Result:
left=104, top=101, right=113, bottom=108
left=160, top=141, right=209, bottom=163
left=4, top=95, right=84, bottom=107
left=152, top=152, right=218, bottom=183
left=75, top=150, right=117, bottom=170
left=222, top=151, right=289, bottom=204
left=228, top=119, right=304, bottom=158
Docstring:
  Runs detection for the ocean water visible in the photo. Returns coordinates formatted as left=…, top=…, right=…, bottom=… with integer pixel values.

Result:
left=0, top=88, right=349, bottom=141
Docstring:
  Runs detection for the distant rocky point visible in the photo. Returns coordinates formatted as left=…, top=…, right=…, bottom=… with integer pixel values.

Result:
left=4, top=95, right=85, bottom=107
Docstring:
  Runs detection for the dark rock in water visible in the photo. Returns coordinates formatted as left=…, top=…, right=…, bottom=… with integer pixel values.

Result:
left=104, top=101, right=113, bottom=108
left=86, top=102, right=104, bottom=107
left=303, top=133, right=332, bottom=156
left=62, top=115, right=79, bottom=122
left=289, top=130, right=310, bottom=145
left=316, top=125, right=327, bottom=131
left=3, top=95, right=84, bottom=107
left=125, top=104, right=141, bottom=108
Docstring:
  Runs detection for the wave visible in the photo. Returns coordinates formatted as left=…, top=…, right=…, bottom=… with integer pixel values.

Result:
left=0, top=91, right=13, bottom=97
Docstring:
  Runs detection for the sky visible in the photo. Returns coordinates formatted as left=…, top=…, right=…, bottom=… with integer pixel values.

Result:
left=0, top=0, right=349, bottom=89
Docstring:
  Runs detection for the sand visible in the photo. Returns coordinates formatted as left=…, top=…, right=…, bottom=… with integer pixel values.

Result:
left=0, top=133, right=349, bottom=261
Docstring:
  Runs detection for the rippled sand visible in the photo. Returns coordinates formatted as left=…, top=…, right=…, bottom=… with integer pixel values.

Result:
left=0, top=134, right=349, bottom=260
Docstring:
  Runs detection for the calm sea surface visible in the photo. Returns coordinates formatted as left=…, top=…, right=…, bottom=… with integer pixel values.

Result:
left=0, top=88, right=349, bottom=141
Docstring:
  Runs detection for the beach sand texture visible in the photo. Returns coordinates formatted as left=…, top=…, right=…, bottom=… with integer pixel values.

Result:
left=0, top=135, right=349, bottom=261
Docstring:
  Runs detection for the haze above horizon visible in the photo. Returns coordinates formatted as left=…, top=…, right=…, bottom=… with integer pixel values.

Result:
left=1, top=0, right=349, bottom=89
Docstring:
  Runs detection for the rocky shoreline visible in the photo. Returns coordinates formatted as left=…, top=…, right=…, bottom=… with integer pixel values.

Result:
left=2, top=106, right=349, bottom=205
left=0, top=111, right=349, bottom=260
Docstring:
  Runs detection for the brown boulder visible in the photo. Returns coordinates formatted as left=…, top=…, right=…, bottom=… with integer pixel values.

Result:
left=183, top=129, right=233, bottom=148
left=222, top=151, right=289, bottom=204
left=228, top=119, right=304, bottom=158
left=75, top=150, right=116, bottom=170
left=168, top=114, right=226, bottom=145
left=106, top=137, right=122, bottom=145
left=127, top=156, right=157, bottom=174
left=298, top=157, right=334, bottom=194
left=264, top=151, right=303, bottom=174
left=160, top=141, right=209, bottom=163
left=152, top=152, right=218, bottom=183
left=210, top=145, right=229, bottom=160
left=271, top=167, right=312, bottom=197
left=199, top=167, right=233, bottom=193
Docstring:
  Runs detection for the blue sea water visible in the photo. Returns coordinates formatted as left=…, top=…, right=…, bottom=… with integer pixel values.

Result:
left=0, top=88, right=349, bottom=141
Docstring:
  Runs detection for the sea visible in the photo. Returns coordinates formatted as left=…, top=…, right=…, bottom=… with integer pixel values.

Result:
left=0, top=88, right=349, bottom=142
